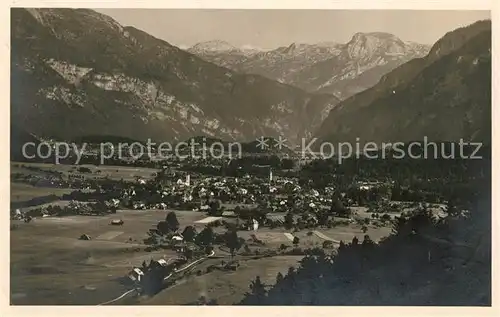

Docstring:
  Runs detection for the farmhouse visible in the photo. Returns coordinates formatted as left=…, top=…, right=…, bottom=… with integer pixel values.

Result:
left=12, top=209, right=22, bottom=220
left=357, top=181, right=384, bottom=190
left=128, top=268, right=144, bottom=282
left=171, top=234, right=184, bottom=244
left=156, top=259, right=169, bottom=267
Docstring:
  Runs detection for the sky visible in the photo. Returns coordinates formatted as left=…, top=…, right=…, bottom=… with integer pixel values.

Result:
left=94, top=9, right=490, bottom=50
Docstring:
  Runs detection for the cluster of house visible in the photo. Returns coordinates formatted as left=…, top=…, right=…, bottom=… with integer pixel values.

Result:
left=97, top=168, right=358, bottom=224
left=356, top=180, right=391, bottom=191
left=12, top=153, right=395, bottom=232
left=127, top=243, right=208, bottom=288
left=128, top=258, right=177, bottom=284
left=112, top=173, right=261, bottom=211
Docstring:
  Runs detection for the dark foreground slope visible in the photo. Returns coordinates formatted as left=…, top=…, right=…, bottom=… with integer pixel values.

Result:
left=242, top=198, right=491, bottom=305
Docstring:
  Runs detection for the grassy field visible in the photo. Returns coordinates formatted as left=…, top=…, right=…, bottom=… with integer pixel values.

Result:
left=11, top=162, right=160, bottom=182
left=10, top=209, right=205, bottom=305
left=10, top=183, right=75, bottom=203
left=10, top=162, right=161, bottom=208
left=10, top=204, right=393, bottom=305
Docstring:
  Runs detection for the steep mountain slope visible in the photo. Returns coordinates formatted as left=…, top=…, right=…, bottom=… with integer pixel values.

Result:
left=11, top=8, right=340, bottom=146
left=190, top=34, right=429, bottom=99
left=314, top=20, right=491, bottom=147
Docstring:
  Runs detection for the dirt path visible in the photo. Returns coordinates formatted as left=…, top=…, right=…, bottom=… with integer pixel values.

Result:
left=313, top=231, right=340, bottom=243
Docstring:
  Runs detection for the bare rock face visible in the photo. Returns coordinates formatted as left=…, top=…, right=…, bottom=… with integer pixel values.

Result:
left=11, top=8, right=339, bottom=145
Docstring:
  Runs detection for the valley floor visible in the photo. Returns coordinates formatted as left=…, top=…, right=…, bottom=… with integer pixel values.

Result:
left=10, top=207, right=390, bottom=305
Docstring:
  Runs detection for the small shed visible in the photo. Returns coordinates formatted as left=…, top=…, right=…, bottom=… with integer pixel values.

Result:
left=79, top=234, right=91, bottom=240
left=111, top=219, right=124, bottom=226
left=252, top=219, right=259, bottom=231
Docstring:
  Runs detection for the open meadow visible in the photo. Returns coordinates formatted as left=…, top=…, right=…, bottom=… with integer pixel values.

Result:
left=10, top=201, right=392, bottom=305
left=10, top=209, right=203, bottom=305
left=11, top=162, right=160, bottom=182
left=11, top=183, right=75, bottom=203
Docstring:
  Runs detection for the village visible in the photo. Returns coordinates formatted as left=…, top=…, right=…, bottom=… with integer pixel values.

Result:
left=10, top=144, right=465, bottom=305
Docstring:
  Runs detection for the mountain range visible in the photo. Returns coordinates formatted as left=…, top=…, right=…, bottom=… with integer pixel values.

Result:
left=315, top=20, right=491, bottom=147
left=11, top=8, right=339, bottom=147
left=188, top=34, right=430, bottom=100
left=10, top=8, right=491, bottom=152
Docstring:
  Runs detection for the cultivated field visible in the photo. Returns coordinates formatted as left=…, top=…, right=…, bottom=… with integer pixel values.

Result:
left=11, top=162, right=159, bottom=208
left=10, top=204, right=392, bottom=305
left=11, top=162, right=160, bottom=182
left=10, top=210, right=205, bottom=305
left=10, top=183, right=75, bottom=203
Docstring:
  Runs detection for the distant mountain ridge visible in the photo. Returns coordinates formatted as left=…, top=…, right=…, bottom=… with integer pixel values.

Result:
left=186, top=40, right=264, bottom=69
left=189, top=33, right=430, bottom=99
left=11, top=8, right=340, bottom=147
left=188, top=40, right=263, bottom=56
left=189, top=40, right=238, bottom=53
left=314, top=20, right=491, bottom=147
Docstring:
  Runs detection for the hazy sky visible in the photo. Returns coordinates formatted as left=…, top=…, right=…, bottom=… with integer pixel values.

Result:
left=94, top=9, right=490, bottom=49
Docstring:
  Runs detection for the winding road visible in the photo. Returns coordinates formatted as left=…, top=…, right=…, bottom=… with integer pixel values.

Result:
left=97, top=288, right=137, bottom=306
left=313, top=230, right=341, bottom=243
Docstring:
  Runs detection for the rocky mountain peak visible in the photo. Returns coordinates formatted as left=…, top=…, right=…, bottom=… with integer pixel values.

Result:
left=189, top=40, right=238, bottom=54
left=282, top=42, right=298, bottom=54
left=346, top=32, right=408, bottom=59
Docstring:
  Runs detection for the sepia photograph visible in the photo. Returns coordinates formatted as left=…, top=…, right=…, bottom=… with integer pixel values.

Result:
left=8, top=3, right=493, bottom=308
